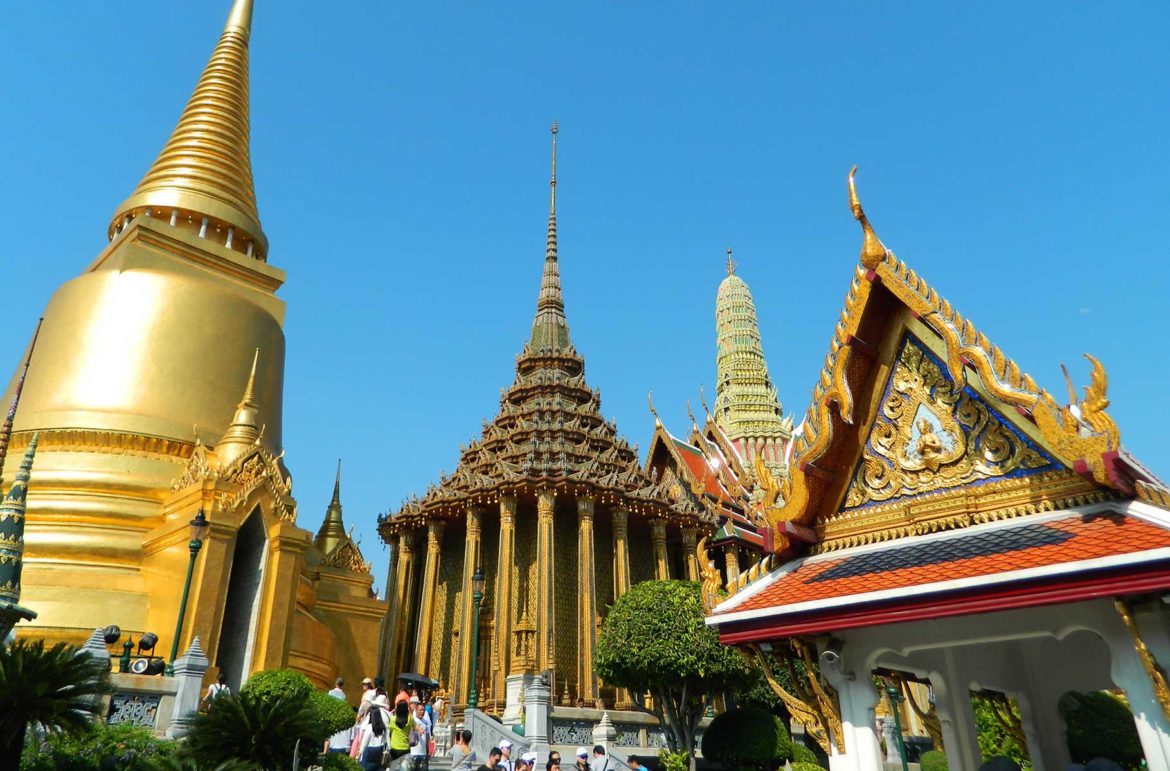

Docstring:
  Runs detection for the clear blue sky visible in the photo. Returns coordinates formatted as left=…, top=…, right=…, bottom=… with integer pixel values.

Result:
left=3, top=2, right=1167, bottom=595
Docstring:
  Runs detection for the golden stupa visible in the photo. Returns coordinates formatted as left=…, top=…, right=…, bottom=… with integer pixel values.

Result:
left=1, top=0, right=384, bottom=695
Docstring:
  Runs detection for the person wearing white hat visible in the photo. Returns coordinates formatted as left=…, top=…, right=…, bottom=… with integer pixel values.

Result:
left=498, top=738, right=514, bottom=771
left=353, top=693, right=394, bottom=771
left=574, top=747, right=590, bottom=771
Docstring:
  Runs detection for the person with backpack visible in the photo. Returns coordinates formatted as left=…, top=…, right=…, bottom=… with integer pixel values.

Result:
left=200, top=672, right=231, bottom=712
left=354, top=693, right=393, bottom=770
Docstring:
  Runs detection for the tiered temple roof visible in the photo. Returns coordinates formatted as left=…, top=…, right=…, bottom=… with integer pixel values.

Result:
left=380, top=126, right=705, bottom=534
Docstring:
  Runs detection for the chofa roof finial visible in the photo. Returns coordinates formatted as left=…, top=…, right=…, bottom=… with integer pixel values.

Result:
left=848, top=165, right=889, bottom=270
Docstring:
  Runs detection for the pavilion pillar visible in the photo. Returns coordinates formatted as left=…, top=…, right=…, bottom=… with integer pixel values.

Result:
left=612, top=508, right=633, bottom=709
left=1107, top=602, right=1170, bottom=767
left=577, top=496, right=599, bottom=704
left=536, top=489, right=556, bottom=677
left=492, top=495, right=517, bottom=707
left=414, top=520, right=446, bottom=676
left=388, top=530, right=419, bottom=678
left=723, top=544, right=740, bottom=588
left=454, top=505, right=484, bottom=708
left=934, top=648, right=981, bottom=771
left=833, top=673, right=884, bottom=771
left=681, top=526, right=699, bottom=581
left=650, top=519, right=670, bottom=580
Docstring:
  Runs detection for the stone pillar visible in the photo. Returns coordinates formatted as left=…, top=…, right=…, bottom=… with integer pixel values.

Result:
left=681, top=527, right=699, bottom=582
left=388, top=531, right=419, bottom=678
left=455, top=505, right=484, bottom=708
left=723, top=543, right=740, bottom=588
left=525, top=675, right=552, bottom=759
left=492, top=495, right=518, bottom=705
left=592, top=711, right=617, bottom=752
left=1107, top=604, right=1170, bottom=767
left=650, top=519, right=669, bottom=580
left=167, top=636, right=210, bottom=738
left=577, top=496, right=598, bottom=704
left=415, top=519, right=446, bottom=676
left=535, top=489, right=556, bottom=675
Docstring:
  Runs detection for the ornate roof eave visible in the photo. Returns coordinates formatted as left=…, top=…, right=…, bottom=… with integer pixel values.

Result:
left=765, top=167, right=1135, bottom=543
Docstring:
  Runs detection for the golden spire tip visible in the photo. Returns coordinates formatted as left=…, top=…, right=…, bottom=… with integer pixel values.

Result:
left=725, top=247, right=735, bottom=276
left=225, top=0, right=254, bottom=38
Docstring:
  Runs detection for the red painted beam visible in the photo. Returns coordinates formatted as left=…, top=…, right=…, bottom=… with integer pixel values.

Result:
left=716, top=564, right=1170, bottom=643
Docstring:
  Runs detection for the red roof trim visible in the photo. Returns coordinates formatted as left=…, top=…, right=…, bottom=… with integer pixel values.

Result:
left=717, top=563, right=1170, bottom=643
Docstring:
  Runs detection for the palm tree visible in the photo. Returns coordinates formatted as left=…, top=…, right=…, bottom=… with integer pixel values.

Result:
left=183, top=691, right=326, bottom=769
left=0, top=638, right=109, bottom=761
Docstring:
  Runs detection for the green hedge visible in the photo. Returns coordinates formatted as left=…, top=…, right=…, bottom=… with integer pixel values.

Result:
left=1063, top=690, right=1143, bottom=767
left=791, top=744, right=818, bottom=764
left=791, top=764, right=825, bottom=771
left=701, top=706, right=791, bottom=770
left=920, top=749, right=948, bottom=771
left=20, top=723, right=177, bottom=770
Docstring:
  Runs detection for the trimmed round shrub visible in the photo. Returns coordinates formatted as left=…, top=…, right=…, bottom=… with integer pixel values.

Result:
left=312, top=689, right=358, bottom=735
left=1063, top=691, right=1143, bottom=767
left=701, top=706, right=791, bottom=770
left=240, top=668, right=315, bottom=704
left=791, top=743, right=819, bottom=764
left=791, top=764, right=825, bottom=771
left=920, top=749, right=949, bottom=771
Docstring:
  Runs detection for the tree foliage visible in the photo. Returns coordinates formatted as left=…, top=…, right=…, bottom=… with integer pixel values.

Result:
left=0, top=639, right=109, bottom=764
left=1062, top=691, right=1144, bottom=768
left=701, top=706, right=792, bottom=770
left=239, top=668, right=315, bottom=704
left=790, top=764, right=825, bottom=771
left=972, top=694, right=1030, bottom=770
left=312, top=690, right=358, bottom=735
left=596, top=581, right=756, bottom=765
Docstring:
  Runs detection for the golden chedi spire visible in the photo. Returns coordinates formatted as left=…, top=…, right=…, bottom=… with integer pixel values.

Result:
left=530, top=122, right=571, bottom=352
left=110, top=0, right=266, bottom=260
left=315, top=459, right=347, bottom=555
left=714, top=249, right=791, bottom=475
left=216, top=348, right=265, bottom=466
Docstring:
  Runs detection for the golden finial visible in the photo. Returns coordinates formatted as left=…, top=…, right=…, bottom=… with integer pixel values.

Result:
left=110, top=0, right=266, bottom=259
left=848, top=165, right=889, bottom=270
left=726, top=247, right=735, bottom=276
left=698, top=385, right=714, bottom=425
left=549, top=121, right=558, bottom=212
left=1060, top=363, right=1077, bottom=407
left=332, top=458, right=342, bottom=505
left=647, top=390, right=661, bottom=427
left=217, top=348, right=264, bottom=464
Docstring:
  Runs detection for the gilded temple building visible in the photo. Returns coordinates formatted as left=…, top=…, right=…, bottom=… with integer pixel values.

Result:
left=377, top=126, right=711, bottom=715
left=1, top=0, right=384, bottom=694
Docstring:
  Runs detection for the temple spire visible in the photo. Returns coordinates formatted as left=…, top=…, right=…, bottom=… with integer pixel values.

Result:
left=0, top=320, right=42, bottom=488
left=726, top=247, right=735, bottom=276
left=216, top=348, right=263, bottom=465
left=0, top=434, right=40, bottom=630
left=530, top=122, right=570, bottom=352
left=315, top=459, right=347, bottom=555
left=110, top=0, right=267, bottom=260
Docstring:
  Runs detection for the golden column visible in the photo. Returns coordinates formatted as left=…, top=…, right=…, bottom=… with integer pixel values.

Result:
left=723, top=544, right=741, bottom=588
left=492, top=495, right=517, bottom=705
left=576, top=496, right=599, bottom=703
left=681, top=527, right=699, bottom=582
left=455, top=505, right=484, bottom=708
left=611, top=509, right=632, bottom=598
left=414, top=520, right=445, bottom=676
left=376, top=539, right=398, bottom=678
left=535, top=489, right=556, bottom=675
left=388, top=531, right=419, bottom=678
left=651, top=519, right=670, bottom=580
left=612, top=508, right=634, bottom=708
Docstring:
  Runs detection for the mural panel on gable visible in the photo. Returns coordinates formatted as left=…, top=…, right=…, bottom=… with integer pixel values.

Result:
left=843, top=333, right=1061, bottom=513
